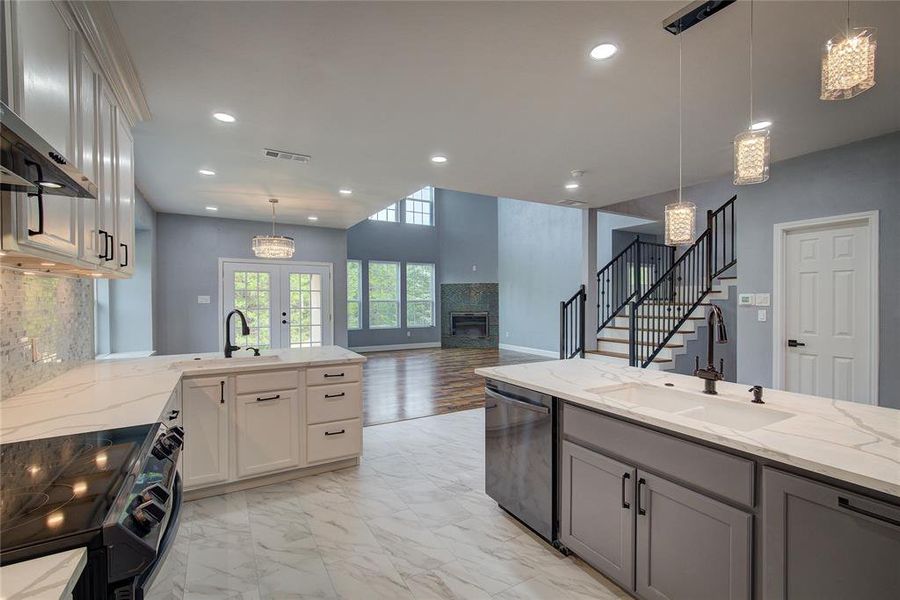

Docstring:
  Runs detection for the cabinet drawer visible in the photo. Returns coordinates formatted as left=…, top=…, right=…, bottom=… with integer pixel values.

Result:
left=307, top=418, right=362, bottom=464
left=564, top=403, right=754, bottom=508
left=307, top=383, right=362, bottom=425
left=235, top=369, right=298, bottom=394
left=307, top=364, right=361, bottom=386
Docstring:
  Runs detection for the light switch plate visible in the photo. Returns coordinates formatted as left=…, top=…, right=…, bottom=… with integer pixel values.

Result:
left=755, top=293, right=771, bottom=307
left=757, top=309, right=767, bottom=322
left=739, top=293, right=755, bottom=306
left=197, top=295, right=210, bottom=304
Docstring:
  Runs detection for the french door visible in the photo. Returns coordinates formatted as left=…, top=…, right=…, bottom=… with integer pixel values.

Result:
left=222, top=260, right=333, bottom=350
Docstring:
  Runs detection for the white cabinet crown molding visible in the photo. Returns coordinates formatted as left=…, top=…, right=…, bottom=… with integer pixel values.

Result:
left=65, top=0, right=150, bottom=126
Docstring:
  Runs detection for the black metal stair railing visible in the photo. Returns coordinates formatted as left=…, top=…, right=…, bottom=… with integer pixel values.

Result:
left=559, top=285, right=586, bottom=359
left=628, top=196, right=736, bottom=367
left=597, top=238, right=676, bottom=333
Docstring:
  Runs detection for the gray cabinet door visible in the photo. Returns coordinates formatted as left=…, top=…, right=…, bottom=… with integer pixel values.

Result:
left=636, top=471, right=752, bottom=600
left=560, top=441, right=635, bottom=590
left=762, top=467, right=900, bottom=600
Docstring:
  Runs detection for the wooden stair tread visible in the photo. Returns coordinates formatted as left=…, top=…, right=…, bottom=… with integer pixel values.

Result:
left=586, top=350, right=672, bottom=363
left=598, top=337, right=683, bottom=348
left=603, top=325, right=692, bottom=333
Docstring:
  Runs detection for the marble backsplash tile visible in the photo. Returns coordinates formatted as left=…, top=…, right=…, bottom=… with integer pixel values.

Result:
left=0, top=269, right=94, bottom=399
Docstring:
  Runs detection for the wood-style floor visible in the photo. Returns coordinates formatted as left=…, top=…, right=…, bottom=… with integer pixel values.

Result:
left=361, top=347, right=548, bottom=426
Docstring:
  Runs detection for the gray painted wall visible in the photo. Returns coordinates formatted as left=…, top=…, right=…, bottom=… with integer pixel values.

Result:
left=603, top=132, right=900, bottom=408
left=597, top=213, right=655, bottom=267
left=346, top=188, right=498, bottom=348
left=110, top=190, right=156, bottom=352
left=155, top=213, right=348, bottom=355
left=436, top=188, right=498, bottom=283
left=498, top=198, right=582, bottom=353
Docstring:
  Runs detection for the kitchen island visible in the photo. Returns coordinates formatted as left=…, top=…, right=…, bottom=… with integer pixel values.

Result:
left=476, top=359, right=900, bottom=600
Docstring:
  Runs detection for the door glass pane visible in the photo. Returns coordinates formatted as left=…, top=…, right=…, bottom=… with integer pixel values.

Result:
left=233, top=270, right=272, bottom=349
left=289, top=272, right=324, bottom=347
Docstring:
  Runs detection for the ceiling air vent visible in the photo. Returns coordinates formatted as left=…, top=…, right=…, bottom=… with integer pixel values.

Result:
left=557, top=199, right=587, bottom=207
left=263, top=148, right=311, bottom=163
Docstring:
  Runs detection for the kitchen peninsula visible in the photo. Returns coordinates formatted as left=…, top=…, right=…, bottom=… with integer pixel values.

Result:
left=476, top=359, right=900, bottom=600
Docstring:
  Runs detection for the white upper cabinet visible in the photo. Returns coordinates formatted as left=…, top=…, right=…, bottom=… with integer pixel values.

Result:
left=76, top=42, right=101, bottom=266
left=12, top=0, right=79, bottom=258
left=115, top=111, right=134, bottom=274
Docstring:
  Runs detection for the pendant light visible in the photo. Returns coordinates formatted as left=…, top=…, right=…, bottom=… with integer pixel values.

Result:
left=820, top=0, right=877, bottom=101
left=252, top=199, right=295, bottom=259
left=665, top=26, right=695, bottom=247
left=734, top=0, right=770, bottom=186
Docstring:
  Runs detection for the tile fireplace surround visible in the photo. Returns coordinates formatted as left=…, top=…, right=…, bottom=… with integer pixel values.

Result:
left=440, top=283, right=499, bottom=349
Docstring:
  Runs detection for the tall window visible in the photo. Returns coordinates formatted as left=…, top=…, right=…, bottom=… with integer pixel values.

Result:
left=347, top=260, right=362, bottom=330
left=368, top=261, right=400, bottom=328
left=232, top=270, right=273, bottom=349
left=368, top=203, right=399, bottom=222
left=406, top=263, right=435, bottom=327
left=404, top=186, right=434, bottom=226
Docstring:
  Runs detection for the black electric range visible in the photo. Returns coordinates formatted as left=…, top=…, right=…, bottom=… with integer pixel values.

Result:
left=0, top=422, right=184, bottom=600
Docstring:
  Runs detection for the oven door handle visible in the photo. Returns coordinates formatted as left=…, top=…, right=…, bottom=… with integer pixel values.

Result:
left=484, top=388, right=550, bottom=415
left=134, top=472, right=183, bottom=595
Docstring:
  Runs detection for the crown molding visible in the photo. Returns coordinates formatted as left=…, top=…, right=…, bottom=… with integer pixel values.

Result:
left=65, top=0, right=151, bottom=126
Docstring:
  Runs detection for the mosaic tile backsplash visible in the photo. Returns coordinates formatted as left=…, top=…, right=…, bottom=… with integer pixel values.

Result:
left=0, top=269, right=94, bottom=399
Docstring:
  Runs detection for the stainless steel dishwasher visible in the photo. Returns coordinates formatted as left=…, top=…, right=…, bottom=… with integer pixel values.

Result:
left=484, top=378, right=557, bottom=543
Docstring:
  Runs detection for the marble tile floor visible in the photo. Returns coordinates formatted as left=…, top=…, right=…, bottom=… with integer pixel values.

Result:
left=147, top=409, right=631, bottom=600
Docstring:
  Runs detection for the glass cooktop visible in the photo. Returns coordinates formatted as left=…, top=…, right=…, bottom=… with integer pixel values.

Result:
left=0, top=424, right=154, bottom=553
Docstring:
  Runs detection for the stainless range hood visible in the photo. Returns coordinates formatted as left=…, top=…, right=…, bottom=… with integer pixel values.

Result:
left=0, top=100, right=97, bottom=199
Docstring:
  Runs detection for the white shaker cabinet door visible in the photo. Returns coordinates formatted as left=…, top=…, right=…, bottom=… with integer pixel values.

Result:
left=114, top=111, right=135, bottom=274
left=182, top=377, right=230, bottom=489
left=76, top=44, right=101, bottom=265
left=234, top=388, right=301, bottom=478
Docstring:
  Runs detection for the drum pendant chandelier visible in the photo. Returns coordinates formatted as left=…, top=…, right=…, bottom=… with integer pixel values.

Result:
left=252, top=199, right=295, bottom=259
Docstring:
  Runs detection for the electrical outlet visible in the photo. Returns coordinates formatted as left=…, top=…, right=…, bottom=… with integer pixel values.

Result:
left=757, top=309, right=767, bottom=322
left=197, top=295, right=210, bottom=304
left=472, top=265, right=477, bottom=272
left=407, top=331, right=411, bottom=337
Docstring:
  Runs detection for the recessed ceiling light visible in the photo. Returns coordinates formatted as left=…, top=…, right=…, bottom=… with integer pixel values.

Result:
left=90, top=273, right=103, bottom=278
left=23, top=271, right=35, bottom=275
left=307, top=215, right=319, bottom=221
left=750, top=120, right=772, bottom=130
left=198, top=169, right=216, bottom=176
left=339, top=189, right=353, bottom=196
left=590, top=43, right=618, bottom=60
left=213, top=112, right=236, bottom=123
left=37, top=181, right=63, bottom=189
left=430, top=155, right=448, bottom=164
left=40, top=262, right=56, bottom=266
left=205, top=206, right=219, bottom=211
left=565, top=182, right=580, bottom=190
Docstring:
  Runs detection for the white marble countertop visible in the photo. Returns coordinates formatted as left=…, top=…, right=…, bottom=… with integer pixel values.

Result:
left=0, top=548, right=86, bottom=600
left=0, top=346, right=365, bottom=444
left=475, top=359, right=900, bottom=499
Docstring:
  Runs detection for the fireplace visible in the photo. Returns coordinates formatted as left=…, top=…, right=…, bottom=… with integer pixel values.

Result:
left=450, top=312, right=489, bottom=339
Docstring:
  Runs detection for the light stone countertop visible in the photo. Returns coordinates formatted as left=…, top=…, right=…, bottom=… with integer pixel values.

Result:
left=475, top=359, right=900, bottom=499
left=0, top=548, right=86, bottom=600
left=0, top=346, right=365, bottom=444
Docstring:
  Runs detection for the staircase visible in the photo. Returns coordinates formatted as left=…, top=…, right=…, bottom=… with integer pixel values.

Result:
left=561, top=196, right=737, bottom=370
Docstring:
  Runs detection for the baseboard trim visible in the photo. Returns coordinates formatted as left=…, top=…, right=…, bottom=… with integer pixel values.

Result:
left=499, top=343, right=559, bottom=358
left=349, top=342, right=441, bottom=353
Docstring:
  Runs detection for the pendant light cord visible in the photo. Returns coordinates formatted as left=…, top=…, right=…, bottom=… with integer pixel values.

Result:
left=749, top=0, right=754, bottom=127
left=271, top=201, right=277, bottom=236
left=678, top=24, right=683, bottom=204
left=847, top=0, right=851, bottom=34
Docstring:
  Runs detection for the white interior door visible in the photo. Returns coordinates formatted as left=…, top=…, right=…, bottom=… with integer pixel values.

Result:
left=222, top=261, right=332, bottom=351
left=783, top=221, right=872, bottom=404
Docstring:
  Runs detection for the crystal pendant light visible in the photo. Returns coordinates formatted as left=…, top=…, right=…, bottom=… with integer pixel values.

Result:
left=734, top=0, right=770, bottom=185
left=665, top=26, right=695, bottom=247
left=252, top=199, right=295, bottom=259
left=821, top=1, right=877, bottom=101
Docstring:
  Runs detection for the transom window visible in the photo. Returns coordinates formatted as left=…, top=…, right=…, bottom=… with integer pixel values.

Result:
left=368, top=261, right=400, bottom=328
left=404, top=186, right=434, bottom=226
left=406, top=263, right=435, bottom=327
left=368, top=203, right=399, bottom=222
left=347, top=260, right=362, bottom=330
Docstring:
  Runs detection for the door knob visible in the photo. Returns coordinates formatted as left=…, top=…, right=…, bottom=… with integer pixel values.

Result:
left=787, top=339, right=806, bottom=347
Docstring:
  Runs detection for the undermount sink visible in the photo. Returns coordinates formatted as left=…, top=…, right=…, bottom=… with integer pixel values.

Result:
left=586, top=384, right=792, bottom=432
left=170, top=355, right=283, bottom=370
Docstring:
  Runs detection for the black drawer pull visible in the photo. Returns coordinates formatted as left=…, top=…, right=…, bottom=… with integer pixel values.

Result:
left=220, top=381, right=225, bottom=404
left=119, top=242, right=128, bottom=268
left=97, top=230, right=108, bottom=259
left=168, top=409, right=180, bottom=420
left=257, top=394, right=281, bottom=402
left=324, top=392, right=345, bottom=399
left=621, top=472, right=631, bottom=509
left=323, top=373, right=344, bottom=378
left=838, top=497, right=900, bottom=527
left=27, top=189, right=45, bottom=236
left=637, top=478, right=647, bottom=515
left=324, top=429, right=345, bottom=436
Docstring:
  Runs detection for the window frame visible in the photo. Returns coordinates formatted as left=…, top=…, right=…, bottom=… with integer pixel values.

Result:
left=368, top=260, right=401, bottom=329
left=368, top=203, right=399, bottom=223
left=346, top=260, right=362, bottom=330
left=405, top=262, right=436, bottom=328
left=403, top=186, right=434, bottom=226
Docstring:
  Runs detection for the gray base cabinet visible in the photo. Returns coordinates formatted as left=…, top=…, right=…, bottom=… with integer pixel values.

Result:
left=561, top=441, right=635, bottom=590
left=636, top=471, right=751, bottom=600
left=762, top=467, right=900, bottom=600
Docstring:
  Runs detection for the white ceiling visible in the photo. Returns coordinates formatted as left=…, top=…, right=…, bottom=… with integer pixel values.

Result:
left=111, top=1, right=900, bottom=229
